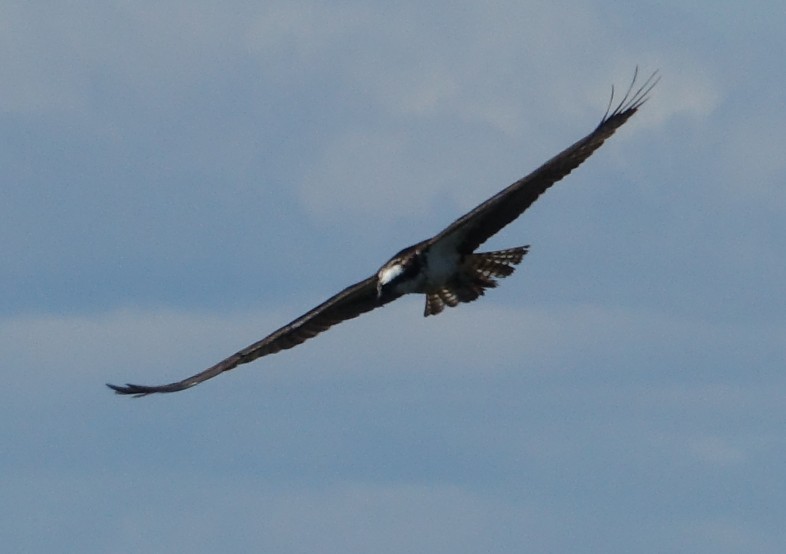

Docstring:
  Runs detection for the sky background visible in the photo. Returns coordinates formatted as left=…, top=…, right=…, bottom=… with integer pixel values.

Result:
left=2, top=1, right=785, bottom=552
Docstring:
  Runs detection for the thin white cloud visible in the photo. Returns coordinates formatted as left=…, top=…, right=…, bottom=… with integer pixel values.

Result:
left=297, top=128, right=456, bottom=224
left=3, top=471, right=544, bottom=553
left=6, top=297, right=783, bottom=399
left=0, top=2, right=252, bottom=115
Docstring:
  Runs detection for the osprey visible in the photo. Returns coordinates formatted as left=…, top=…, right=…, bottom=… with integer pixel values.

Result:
left=109, top=69, right=657, bottom=396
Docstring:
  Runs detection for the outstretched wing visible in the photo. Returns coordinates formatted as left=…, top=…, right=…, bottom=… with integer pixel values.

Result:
left=107, top=275, right=395, bottom=396
left=432, top=69, right=659, bottom=254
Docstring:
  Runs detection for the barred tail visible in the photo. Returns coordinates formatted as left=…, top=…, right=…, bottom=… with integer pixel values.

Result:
left=424, top=246, right=529, bottom=316
left=469, top=246, right=529, bottom=280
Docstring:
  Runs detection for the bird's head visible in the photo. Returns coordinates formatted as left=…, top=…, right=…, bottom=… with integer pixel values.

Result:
left=377, top=261, right=405, bottom=298
left=376, top=245, right=424, bottom=299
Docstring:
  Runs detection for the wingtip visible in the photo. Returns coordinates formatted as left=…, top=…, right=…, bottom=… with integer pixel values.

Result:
left=106, top=382, right=154, bottom=397
left=106, top=378, right=199, bottom=396
left=601, top=68, right=660, bottom=124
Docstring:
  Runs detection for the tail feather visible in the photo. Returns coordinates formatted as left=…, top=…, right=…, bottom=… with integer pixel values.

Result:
left=469, top=246, right=528, bottom=277
left=467, top=246, right=529, bottom=287
left=425, top=292, right=446, bottom=316
left=423, top=245, right=529, bottom=316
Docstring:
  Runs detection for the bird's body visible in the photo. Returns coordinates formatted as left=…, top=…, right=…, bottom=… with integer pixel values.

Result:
left=108, top=69, right=658, bottom=397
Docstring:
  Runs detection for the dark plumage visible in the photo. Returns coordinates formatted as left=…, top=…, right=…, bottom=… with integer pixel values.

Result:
left=108, top=69, right=658, bottom=396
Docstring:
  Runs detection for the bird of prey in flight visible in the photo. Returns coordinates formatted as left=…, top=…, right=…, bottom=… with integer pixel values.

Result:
left=108, top=69, right=658, bottom=397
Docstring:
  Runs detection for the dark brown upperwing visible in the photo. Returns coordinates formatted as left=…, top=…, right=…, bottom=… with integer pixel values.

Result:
left=107, top=275, right=393, bottom=396
left=432, top=69, right=658, bottom=254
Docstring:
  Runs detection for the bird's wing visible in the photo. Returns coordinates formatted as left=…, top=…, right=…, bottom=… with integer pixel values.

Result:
left=431, top=69, right=659, bottom=254
left=107, top=275, right=393, bottom=396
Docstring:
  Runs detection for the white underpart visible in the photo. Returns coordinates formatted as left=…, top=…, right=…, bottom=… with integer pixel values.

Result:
left=378, top=263, right=405, bottom=286
left=424, top=238, right=461, bottom=286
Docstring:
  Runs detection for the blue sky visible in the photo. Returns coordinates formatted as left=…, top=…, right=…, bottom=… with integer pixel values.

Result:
left=2, top=1, right=785, bottom=552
